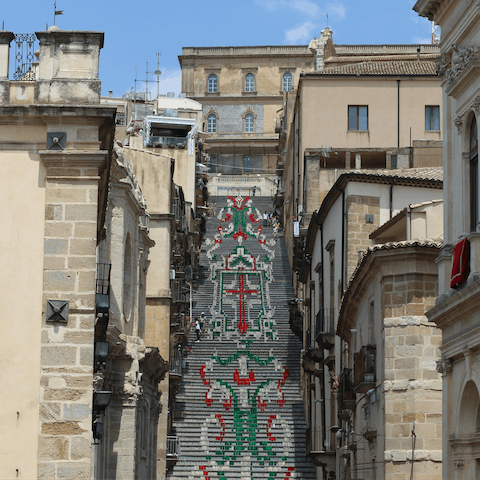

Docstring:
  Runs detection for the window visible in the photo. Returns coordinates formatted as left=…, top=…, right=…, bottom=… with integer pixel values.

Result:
left=245, top=113, right=254, bottom=133
left=207, top=114, right=217, bottom=133
left=116, top=112, right=125, bottom=126
left=244, top=154, right=254, bottom=173
left=471, top=117, right=478, bottom=231
left=282, top=73, right=293, bottom=92
left=207, top=154, right=217, bottom=173
left=208, top=74, right=218, bottom=93
left=348, top=105, right=368, bottom=130
left=245, top=73, right=255, bottom=92
left=425, top=105, right=440, bottom=131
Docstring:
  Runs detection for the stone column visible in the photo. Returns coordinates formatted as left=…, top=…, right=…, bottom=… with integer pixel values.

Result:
left=38, top=150, right=107, bottom=479
left=345, top=151, right=351, bottom=169
left=355, top=153, right=361, bottom=170
left=0, top=31, right=14, bottom=105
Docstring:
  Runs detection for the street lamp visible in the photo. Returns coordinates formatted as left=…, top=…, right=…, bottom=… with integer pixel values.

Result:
left=185, top=281, right=193, bottom=325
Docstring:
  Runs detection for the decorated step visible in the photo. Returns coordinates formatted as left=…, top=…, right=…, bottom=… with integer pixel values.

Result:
left=169, top=197, right=314, bottom=479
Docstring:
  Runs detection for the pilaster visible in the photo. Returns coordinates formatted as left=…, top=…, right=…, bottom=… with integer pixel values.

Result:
left=38, top=150, right=107, bottom=479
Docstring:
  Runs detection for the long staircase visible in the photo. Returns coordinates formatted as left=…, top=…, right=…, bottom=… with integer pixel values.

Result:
left=168, top=196, right=315, bottom=479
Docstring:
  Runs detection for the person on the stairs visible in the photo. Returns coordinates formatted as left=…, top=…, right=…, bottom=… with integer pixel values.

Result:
left=263, top=211, right=268, bottom=226
left=200, top=312, right=206, bottom=332
left=195, top=317, right=201, bottom=341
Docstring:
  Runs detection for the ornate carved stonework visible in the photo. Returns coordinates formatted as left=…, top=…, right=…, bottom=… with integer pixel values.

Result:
left=473, top=95, right=480, bottom=115
left=454, top=115, right=464, bottom=135
left=436, top=357, right=453, bottom=373
left=436, top=44, right=479, bottom=84
left=93, top=373, right=104, bottom=392
left=454, top=459, right=465, bottom=469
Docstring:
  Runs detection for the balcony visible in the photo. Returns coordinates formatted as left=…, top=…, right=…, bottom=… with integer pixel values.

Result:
left=147, top=136, right=187, bottom=149
left=171, top=279, right=187, bottom=304
left=287, top=299, right=302, bottom=339
left=276, top=161, right=285, bottom=176
left=338, top=368, right=355, bottom=411
left=354, top=345, right=376, bottom=394
left=273, top=190, right=285, bottom=206
left=306, top=427, right=336, bottom=470
left=169, top=348, right=183, bottom=379
left=303, top=327, right=323, bottom=376
left=95, top=263, right=111, bottom=339
left=166, top=435, right=180, bottom=471
left=315, top=308, right=335, bottom=349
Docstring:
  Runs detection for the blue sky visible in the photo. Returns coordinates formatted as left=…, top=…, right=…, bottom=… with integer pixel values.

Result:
left=4, top=1, right=432, bottom=97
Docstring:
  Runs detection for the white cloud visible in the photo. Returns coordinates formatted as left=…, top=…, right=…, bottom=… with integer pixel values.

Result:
left=139, top=69, right=182, bottom=98
left=264, top=0, right=278, bottom=10
left=285, top=21, right=318, bottom=44
left=413, top=36, right=432, bottom=44
left=293, top=1, right=319, bottom=16
left=328, top=2, right=346, bottom=18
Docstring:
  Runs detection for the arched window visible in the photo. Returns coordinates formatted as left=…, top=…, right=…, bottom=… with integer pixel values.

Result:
left=245, top=73, right=255, bottom=92
left=283, top=72, right=293, bottom=92
left=207, top=114, right=217, bottom=133
left=208, top=74, right=218, bottom=93
left=471, top=116, right=478, bottom=231
left=245, top=113, right=254, bottom=133
left=123, top=234, right=133, bottom=323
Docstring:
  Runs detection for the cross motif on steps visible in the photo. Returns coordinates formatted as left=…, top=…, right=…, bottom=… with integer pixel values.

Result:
left=226, top=273, right=258, bottom=334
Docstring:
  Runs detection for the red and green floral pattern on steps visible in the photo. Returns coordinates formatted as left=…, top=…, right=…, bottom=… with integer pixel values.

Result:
left=196, top=197, right=296, bottom=479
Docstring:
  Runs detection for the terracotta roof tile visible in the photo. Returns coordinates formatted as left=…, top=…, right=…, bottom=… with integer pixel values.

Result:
left=343, top=167, right=443, bottom=182
left=318, top=60, right=437, bottom=76
left=326, top=53, right=439, bottom=63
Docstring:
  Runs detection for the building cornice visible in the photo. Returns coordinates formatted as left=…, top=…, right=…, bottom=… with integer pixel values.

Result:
left=0, top=104, right=116, bottom=118
left=413, top=0, right=443, bottom=21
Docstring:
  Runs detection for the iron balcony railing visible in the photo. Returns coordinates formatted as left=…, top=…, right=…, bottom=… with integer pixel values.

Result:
left=13, top=33, right=36, bottom=81
left=95, top=263, right=111, bottom=295
left=171, top=279, right=186, bottom=304
left=170, top=348, right=182, bottom=377
left=315, top=308, right=335, bottom=338
left=166, top=436, right=180, bottom=458
left=354, top=345, right=376, bottom=393
left=308, top=427, right=327, bottom=452
left=95, top=263, right=111, bottom=322
left=171, top=196, right=181, bottom=219
left=338, top=368, right=355, bottom=410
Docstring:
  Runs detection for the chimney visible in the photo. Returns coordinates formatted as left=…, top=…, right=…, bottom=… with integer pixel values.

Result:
left=109, top=90, right=113, bottom=98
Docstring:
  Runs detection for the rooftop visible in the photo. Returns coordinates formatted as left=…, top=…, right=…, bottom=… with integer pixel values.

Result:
left=308, top=60, right=437, bottom=76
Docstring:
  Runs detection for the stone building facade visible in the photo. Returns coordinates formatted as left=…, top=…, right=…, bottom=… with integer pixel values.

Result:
left=337, top=241, right=443, bottom=480
left=277, top=28, right=443, bottom=273
left=0, top=28, right=168, bottom=480
left=178, top=45, right=311, bottom=195
left=297, top=169, right=443, bottom=479
left=414, top=0, right=480, bottom=478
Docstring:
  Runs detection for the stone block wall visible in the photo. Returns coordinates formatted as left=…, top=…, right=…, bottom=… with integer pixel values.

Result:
left=346, top=195, right=380, bottom=280
left=382, top=269, right=442, bottom=480
left=39, top=153, right=105, bottom=479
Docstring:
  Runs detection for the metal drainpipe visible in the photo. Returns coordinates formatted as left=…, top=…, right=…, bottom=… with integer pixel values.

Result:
left=390, top=179, right=396, bottom=220
left=320, top=223, right=326, bottom=450
left=407, top=205, right=412, bottom=241
left=397, top=79, right=401, bottom=148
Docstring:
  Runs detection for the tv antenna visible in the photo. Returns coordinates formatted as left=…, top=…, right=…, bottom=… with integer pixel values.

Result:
left=431, top=21, right=440, bottom=45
